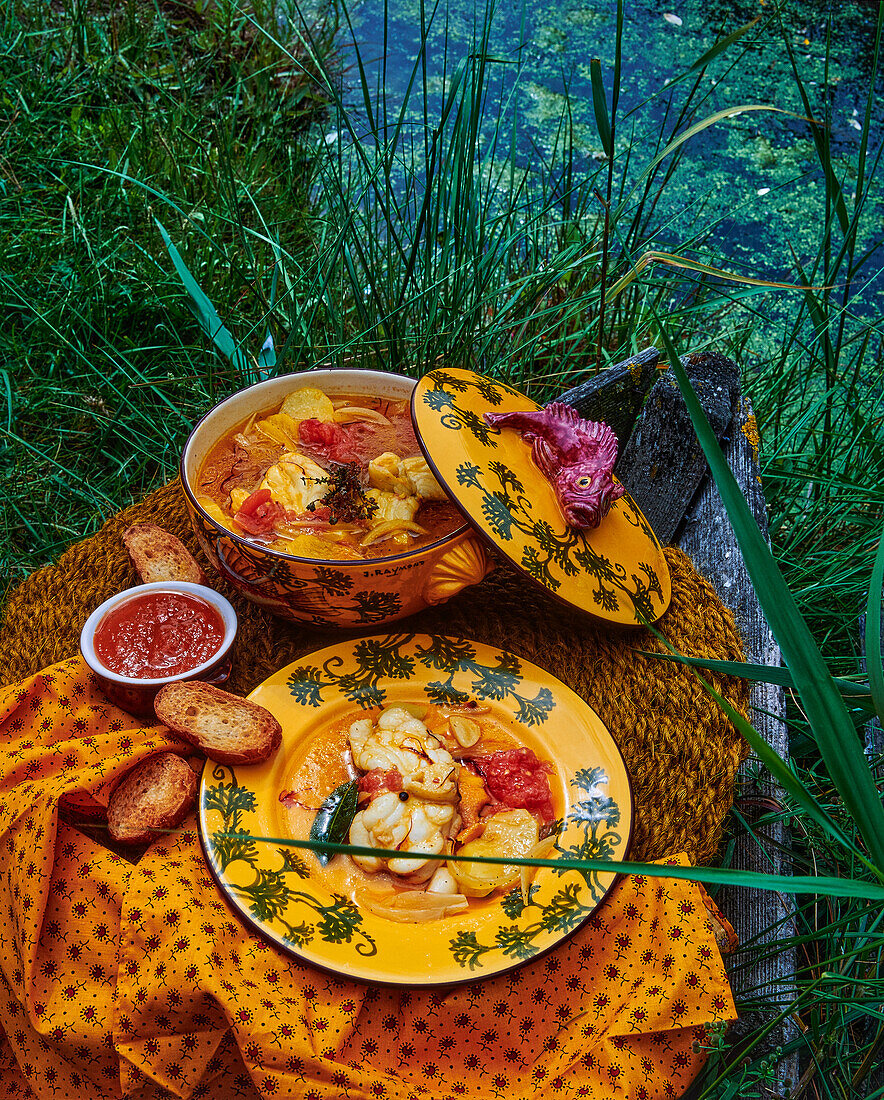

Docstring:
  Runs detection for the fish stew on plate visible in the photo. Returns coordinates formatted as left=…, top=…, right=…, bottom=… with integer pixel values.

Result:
left=195, top=387, right=464, bottom=560
left=281, top=702, right=559, bottom=922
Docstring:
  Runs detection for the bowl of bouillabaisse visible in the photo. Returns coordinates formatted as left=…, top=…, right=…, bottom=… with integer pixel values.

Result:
left=181, top=370, right=492, bottom=627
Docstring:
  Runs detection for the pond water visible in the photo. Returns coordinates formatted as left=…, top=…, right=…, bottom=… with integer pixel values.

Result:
left=339, top=0, right=883, bottom=332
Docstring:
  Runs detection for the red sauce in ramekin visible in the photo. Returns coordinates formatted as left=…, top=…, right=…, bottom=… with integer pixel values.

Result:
left=93, top=590, right=225, bottom=679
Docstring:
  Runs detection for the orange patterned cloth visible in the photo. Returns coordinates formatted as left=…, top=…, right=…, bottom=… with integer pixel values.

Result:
left=0, top=658, right=737, bottom=1099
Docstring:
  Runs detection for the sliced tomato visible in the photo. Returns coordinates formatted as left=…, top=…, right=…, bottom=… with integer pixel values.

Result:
left=237, top=487, right=273, bottom=516
left=299, top=419, right=362, bottom=464
left=299, top=419, right=344, bottom=447
left=471, top=747, right=555, bottom=823
left=234, top=490, right=285, bottom=534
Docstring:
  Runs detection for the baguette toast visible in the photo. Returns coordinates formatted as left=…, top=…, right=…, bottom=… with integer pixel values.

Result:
left=123, top=523, right=207, bottom=585
left=108, top=752, right=198, bottom=844
left=154, top=681, right=282, bottom=765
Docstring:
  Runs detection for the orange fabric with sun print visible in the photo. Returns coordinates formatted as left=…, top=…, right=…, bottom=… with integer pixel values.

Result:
left=0, top=658, right=737, bottom=1099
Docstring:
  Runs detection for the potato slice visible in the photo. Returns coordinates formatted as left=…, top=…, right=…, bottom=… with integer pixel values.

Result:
left=279, top=533, right=364, bottom=560
left=255, top=412, right=301, bottom=448
left=229, top=487, right=250, bottom=513
left=280, top=387, right=335, bottom=423
left=450, top=809, right=540, bottom=897
left=196, top=497, right=238, bottom=533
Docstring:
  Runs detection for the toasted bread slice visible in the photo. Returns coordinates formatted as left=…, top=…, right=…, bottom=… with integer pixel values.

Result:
left=123, top=523, right=207, bottom=585
left=153, top=681, right=282, bottom=765
left=107, top=752, right=198, bottom=845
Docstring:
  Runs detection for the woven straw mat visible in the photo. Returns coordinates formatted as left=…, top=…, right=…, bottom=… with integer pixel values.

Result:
left=0, top=479, right=749, bottom=864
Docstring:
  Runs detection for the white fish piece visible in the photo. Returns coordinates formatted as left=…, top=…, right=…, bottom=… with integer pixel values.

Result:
left=399, top=456, right=447, bottom=501
left=259, top=451, right=327, bottom=513
left=349, top=792, right=456, bottom=876
left=387, top=802, right=456, bottom=875
left=368, top=452, right=410, bottom=494
left=368, top=453, right=446, bottom=502
left=366, top=488, right=420, bottom=524
left=349, top=706, right=455, bottom=778
left=349, top=793, right=412, bottom=872
left=376, top=706, right=452, bottom=763
left=402, top=762, right=458, bottom=802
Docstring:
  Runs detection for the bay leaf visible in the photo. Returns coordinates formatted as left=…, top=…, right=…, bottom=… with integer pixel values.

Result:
left=309, top=779, right=360, bottom=866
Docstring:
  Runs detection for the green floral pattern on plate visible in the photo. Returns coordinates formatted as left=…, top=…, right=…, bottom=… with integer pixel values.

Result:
left=197, top=634, right=633, bottom=985
left=286, top=633, right=555, bottom=725
left=204, top=764, right=378, bottom=957
left=449, top=766, right=622, bottom=969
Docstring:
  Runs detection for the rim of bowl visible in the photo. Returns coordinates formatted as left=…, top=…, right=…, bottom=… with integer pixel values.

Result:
left=179, top=369, right=471, bottom=567
left=80, top=581, right=238, bottom=685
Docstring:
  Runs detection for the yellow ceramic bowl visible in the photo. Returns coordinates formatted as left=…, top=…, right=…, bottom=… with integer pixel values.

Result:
left=181, top=370, right=492, bottom=627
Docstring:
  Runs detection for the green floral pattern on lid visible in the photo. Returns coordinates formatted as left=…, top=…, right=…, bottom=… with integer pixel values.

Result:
left=413, top=368, right=671, bottom=625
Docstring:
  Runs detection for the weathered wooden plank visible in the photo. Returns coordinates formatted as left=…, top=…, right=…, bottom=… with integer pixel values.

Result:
left=677, top=398, right=800, bottom=1096
left=560, top=348, right=740, bottom=543
left=616, top=352, right=741, bottom=544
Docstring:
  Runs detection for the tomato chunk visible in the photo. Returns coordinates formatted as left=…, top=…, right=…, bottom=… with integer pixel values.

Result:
left=358, top=767, right=403, bottom=796
left=471, top=747, right=554, bottom=823
left=237, top=488, right=273, bottom=516
left=299, top=419, right=344, bottom=447
left=299, top=418, right=370, bottom=465
left=233, top=489, right=285, bottom=534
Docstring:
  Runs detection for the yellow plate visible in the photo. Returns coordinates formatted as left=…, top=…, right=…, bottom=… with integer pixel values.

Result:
left=198, top=633, right=633, bottom=986
left=412, top=367, right=671, bottom=625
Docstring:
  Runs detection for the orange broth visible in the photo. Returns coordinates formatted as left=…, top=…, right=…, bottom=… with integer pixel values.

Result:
left=196, top=392, right=463, bottom=560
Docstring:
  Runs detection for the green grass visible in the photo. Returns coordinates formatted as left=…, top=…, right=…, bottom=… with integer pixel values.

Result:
left=3, top=0, right=884, bottom=1094
left=0, top=0, right=334, bottom=578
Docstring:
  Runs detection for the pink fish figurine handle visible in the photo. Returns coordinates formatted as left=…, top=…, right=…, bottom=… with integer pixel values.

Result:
left=483, top=403, right=625, bottom=529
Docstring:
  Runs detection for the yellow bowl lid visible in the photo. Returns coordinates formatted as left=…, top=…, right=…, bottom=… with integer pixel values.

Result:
left=411, top=367, right=671, bottom=625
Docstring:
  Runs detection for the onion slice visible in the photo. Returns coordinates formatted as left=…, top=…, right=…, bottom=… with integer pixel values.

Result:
left=334, top=406, right=392, bottom=425
left=358, top=890, right=469, bottom=923
left=360, top=520, right=427, bottom=546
